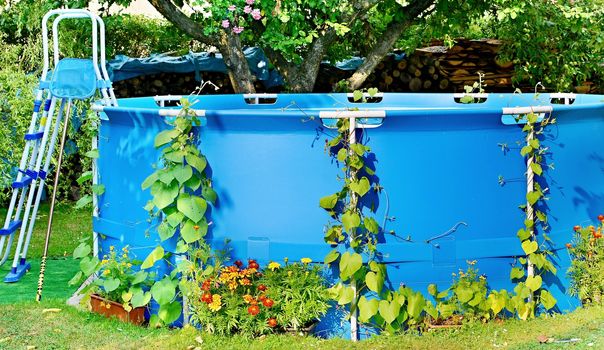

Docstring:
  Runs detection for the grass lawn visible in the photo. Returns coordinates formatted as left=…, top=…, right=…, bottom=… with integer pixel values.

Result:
left=0, top=202, right=90, bottom=302
left=0, top=301, right=603, bottom=349
left=1, top=203, right=604, bottom=349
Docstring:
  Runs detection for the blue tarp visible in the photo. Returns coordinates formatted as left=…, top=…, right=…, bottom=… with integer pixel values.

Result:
left=107, top=48, right=406, bottom=88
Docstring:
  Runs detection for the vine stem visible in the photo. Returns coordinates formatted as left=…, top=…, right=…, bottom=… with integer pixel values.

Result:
left=348, top=116, right=359, bottom=341
left=526, top=122, right=535, bottom=302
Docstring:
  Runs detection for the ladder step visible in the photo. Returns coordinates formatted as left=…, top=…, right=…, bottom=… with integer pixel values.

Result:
left=24, top=131, right=44, bottom=141
left=12, top=176, right=33, bottom=189
left=0, top=220, right=22, bottom=236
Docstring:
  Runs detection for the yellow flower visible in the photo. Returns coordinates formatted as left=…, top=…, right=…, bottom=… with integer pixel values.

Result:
left=268, top=262, right=281, bottom=271
left=109, top=246, right=115, bottom=251
left=127, top=263, right=132, bottom=268
left=208, top=294, right=222, bottom=312
left=122, top=254, right=128, bottom=259
left=301, top=257, right=312, bottom=264
left=103, top=270, right=110, bottom=276
left=122, top=246, right=129, bottom=252
left=100, top=259, right=109, bottom=265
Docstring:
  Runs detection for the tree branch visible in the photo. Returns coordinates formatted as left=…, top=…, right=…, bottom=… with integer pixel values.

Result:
left=148, top=0, right=215, bottom=46
left=347, top=0, right=437, bottom=90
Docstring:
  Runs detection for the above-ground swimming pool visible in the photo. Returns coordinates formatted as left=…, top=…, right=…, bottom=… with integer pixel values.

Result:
left=93, top=92, right=604, bottom=337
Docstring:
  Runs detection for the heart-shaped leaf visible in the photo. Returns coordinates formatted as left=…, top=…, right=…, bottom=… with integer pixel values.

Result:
left=522, top=240, right=538, bottom=255
left=173, top=165, right=193, bottom=185
left=80, top=256, right=100, bottom=276
left=338, top=285, right=354, bottom=305
left=103, top=278, right=120, bottom=293
left=510, top=267, right=525, bottom=280
left=349, top=177, right=370, bottom=197
left=364, top=217, right=379, bottom=234
left=185, top=154, right=207, bottom=173
left=324, top=249, right=340, bottom=264
left=151, top=277, right=176, bottom=305
left=407, top=291, right=426, bottom=320
left=154, top=129, right=180, bottom=148
left=540, top=290, right=557, bottom=310
left=530, top=162, right=543, bottom=176
left=157, top=221, right=177, bottom=241
left=525, top=275, right=542, bottom=292
left=141, top=246, right=164, bottom=270
left=131, top=271, right=148, bottom=285
left=202, top=186, right=218, bottom=205
left=517, top=228, right=531, bottom=241
left=131, top=290, right=152, bottom=308
left=181, top=219, right=207, bottom=243
left=121, top=291, right=133, bottom=303
left=73, top=243, right=91, bottom=259
left=526, top=191, right=541, bottom=205
left=365, top=271, right=384, bottom=294
left=319, top=194, right=338, bottom=210
left=341, top=211, right=361, bottom=232
left=379, top=299, right=401, bottom=324
left=177, top=194, right=207, bottom=223
left=358, top=296, right=379, bottom=322
left=158, top=301, right=182, bottom=324
left=151, top=181, right=179, bottom=210
left=455, top=286, right=474, bottom=303
left=339, top=252, right=362, bottom=280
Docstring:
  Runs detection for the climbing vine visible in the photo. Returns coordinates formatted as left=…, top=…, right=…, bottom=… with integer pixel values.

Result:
left=139, top=98, right=216, bottom=327
left=509, top=111, right=557, bottom=318
left=320, top=89, right=428, bottom=338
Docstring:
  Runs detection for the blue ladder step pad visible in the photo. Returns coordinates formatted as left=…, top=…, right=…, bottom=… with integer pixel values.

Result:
left=0, top=220, right=22, bottom=236
left=12, top=176, right=33, bottom=189
left=24, top=131, right=44, bottom=140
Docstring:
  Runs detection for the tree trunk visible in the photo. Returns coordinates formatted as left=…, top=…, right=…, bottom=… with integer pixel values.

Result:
left=217, top=32, right=256, bottom=93
left=148, top=0, right=256, bottom=93
left=347, top=0, right=436, bottom=90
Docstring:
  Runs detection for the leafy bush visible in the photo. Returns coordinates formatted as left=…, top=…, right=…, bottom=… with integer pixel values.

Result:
left=568, top=217, right=604, bottom=304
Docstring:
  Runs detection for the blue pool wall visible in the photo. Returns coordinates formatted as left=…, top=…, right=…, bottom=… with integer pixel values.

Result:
left=94, top=93, right=604, bottom=335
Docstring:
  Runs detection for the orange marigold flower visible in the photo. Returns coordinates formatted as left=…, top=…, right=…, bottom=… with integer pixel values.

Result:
left=208, top=294, right=222, bottom=312
left=565, top=243, right=572, bottom=249
left=243, top=294, right=255, bottom=304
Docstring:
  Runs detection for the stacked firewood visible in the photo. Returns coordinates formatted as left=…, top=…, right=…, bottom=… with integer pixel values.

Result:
left=416, top=39, right=515, bottom=92
left=113, top=39, right=522, bottom=97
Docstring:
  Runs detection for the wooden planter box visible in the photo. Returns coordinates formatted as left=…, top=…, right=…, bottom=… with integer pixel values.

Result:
left=90, top=294, right=146, bottom=325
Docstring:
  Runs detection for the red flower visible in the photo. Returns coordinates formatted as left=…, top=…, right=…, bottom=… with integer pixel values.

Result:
left=201, top=280, right=211, bottom=291
left=201, top=293, right=212, bottom=304
left=234, top=260, right=243, bottom=268
left=262, top=298, right=274, bottom=308
left=598, top=214, right=604, bottom=221
left=565, top=243, right=572, bottom=249
left=248, top=259, right=260, bottom=270
left=258, top=284, right=267, bottom=291
left=248, top=305, right=260, bottom=316
left=259, top=295, right=267, bottom=302
left=573, top=225, right=581, bottom=232
left=267, top=318, right=277, bottom=328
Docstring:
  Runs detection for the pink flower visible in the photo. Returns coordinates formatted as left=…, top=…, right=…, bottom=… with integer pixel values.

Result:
left=228, top=5, right=236, bottom=11
left=233, top=26, right=244, bottom=34
left=244, top=5, right=252, bottom=14
left=245, top=0, right=255, bottom=4
left=221, top=19, right=230, bottom=28
left=251, top=9, right=262, bottom=20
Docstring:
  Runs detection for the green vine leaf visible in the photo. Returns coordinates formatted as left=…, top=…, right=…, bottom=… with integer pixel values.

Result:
left=324, top=249, right=340, bottom=264
left=406, top=291, right=426, bottom=321
left=319, top=194, right=339, bottom=210
left=339, top=251, right=362, bottom=280
left=131, top=290, right=152, bottom=308
left=202, top=186, right=218, bottom=205
left=185, top=154, right=207, bottom=173
left=338, top=285, right=355, bottom=305
left=142, top=172, right=159, bottom=190
left=141, top=246, right=165, bottom=270
left=103, top=278, right=120, bottom=293
left=151, top=181, right=179, bottom=210
left=177, top=193, right=207, bottom=223
left=73, top=243, right=91, bottom=259
left=520, top=145, right=532, bottom=157
left=510, top=267, right=525, bottom=280
left=181, top=219, right=207, bottom=243
left=158, top=301, right=182, bottom=324
left=521, top=240, right=538, bottom=255
left=525, top=275, right=542, bottom=292
left=79, top=256, right=99, bottom=276
left=378, top=299, right=401, bottom=324
left=530, top=163, right=543, bottom=176
left=173, top=165, right=193, bottom=184
left=529, top=253, right=546, bottom=269
left=358, top=296, right=379, bottom=322
left=364, top=217, right=379, bottom=234
left=349, top=177, right=370, bottom=197
left=517, top=228, right=531, bottom=241
left=341, top=211, right=361, bottom=232
left=337, top=148, right=347, bottom=162
left=151, top=277, right=176, bottom=305
left=526, top=191, right=541, bottom=205
left=365, top=271, right=384, bottom=294
left=154, top=129, right=180, bottom=148
left=157, top=221, right=177, bottom=241
left=539, top=290, right=557, bottom=310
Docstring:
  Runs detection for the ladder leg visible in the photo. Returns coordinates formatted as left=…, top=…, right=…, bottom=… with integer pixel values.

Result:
left=5, top=98, right=64, bottom=282
left=37, top=100, right=72, bottom=301
left=0, top=92, right=52, bottom=266
left=20, top=99, right=68, bottom=265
